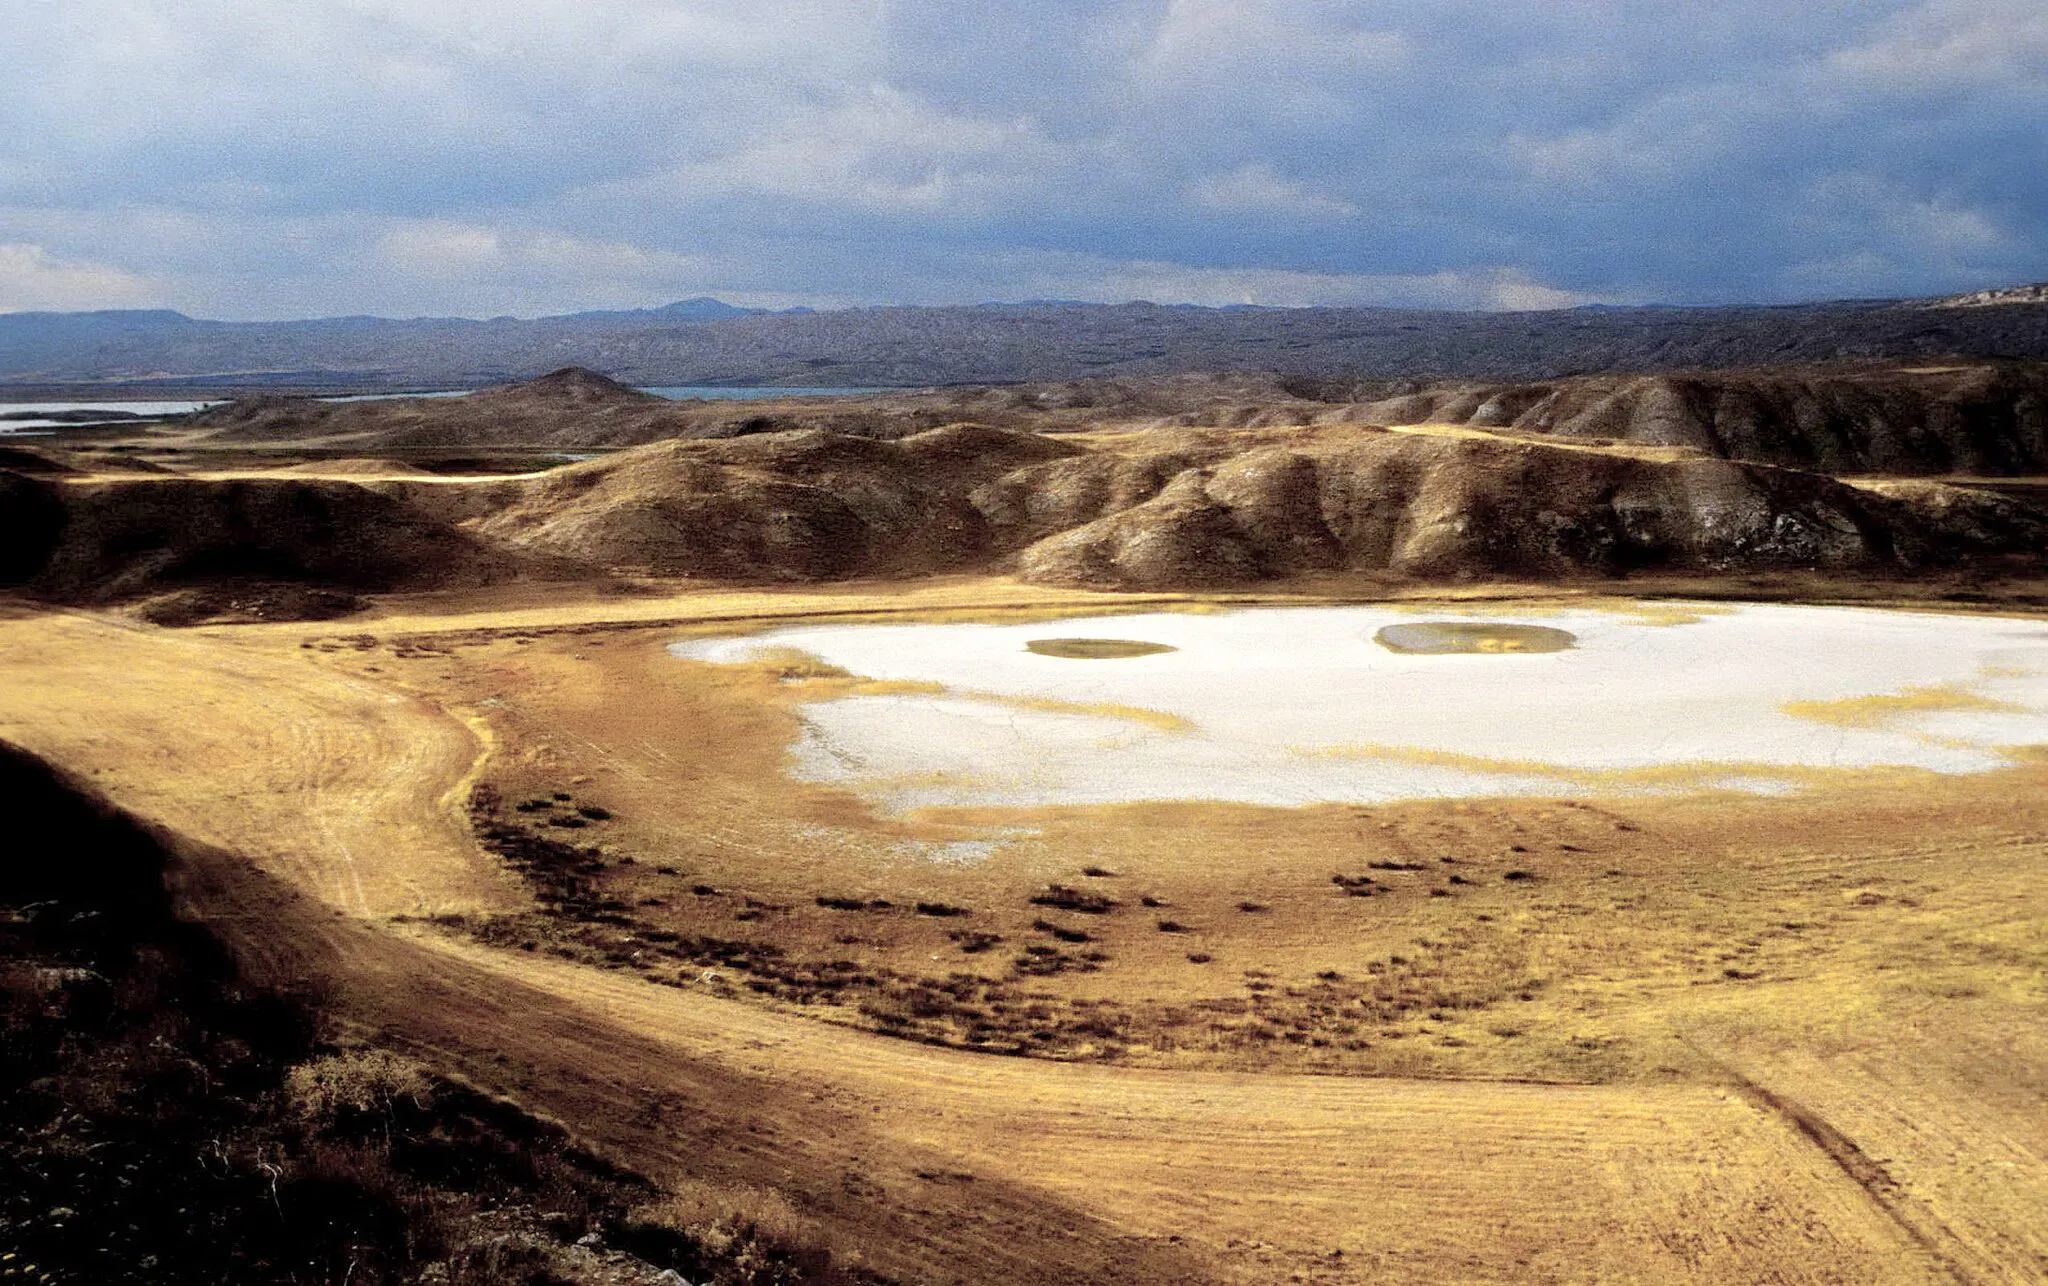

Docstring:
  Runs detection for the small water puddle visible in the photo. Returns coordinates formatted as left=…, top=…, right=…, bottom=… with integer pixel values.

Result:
left=1374, top=622, right=1576, bottom=654
left=1025, top=638, right=1178, bottom=659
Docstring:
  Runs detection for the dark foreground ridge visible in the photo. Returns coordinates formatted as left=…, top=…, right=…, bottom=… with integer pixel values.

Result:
left=0, top=742, right=881, bottom=1285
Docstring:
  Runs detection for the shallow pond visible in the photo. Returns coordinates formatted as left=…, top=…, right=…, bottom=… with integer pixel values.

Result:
left=1374, top=622, right=1576, bottom=654
left=1025, top=638, right=1179, bottom=659
left=669, top=604, right=2048, bottom=812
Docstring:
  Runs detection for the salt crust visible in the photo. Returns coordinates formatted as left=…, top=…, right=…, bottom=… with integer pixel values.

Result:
left=670, top=604, right=2048, bottom=813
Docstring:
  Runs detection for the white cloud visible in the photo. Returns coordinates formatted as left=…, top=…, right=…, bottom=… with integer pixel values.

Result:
left=1827, top=0, right=2048, bottom=88
left=1189, top=164, right=1359, bottom=220
left=0, top=244, right=162, bottom=312
left=362, top=220, right=733, bottom=312
left=1141, top=0, right=1410, bottom=82
left=336, top=0, right=883, bottom=77
left=983, top=251, right=1611, bottom=311
left=596, top=83, right=1066, bottom=215
left=0, top=206, right=736, bottom=318
left=374, top=221, right=717, bottom=300
left=1784, top=171, right=2020, bottom=296
left=1124, top=0, right=1413, bottom=138
left=1884, top=197, right=2010, bottom=255
left=376, top=222, right=507, bottom=272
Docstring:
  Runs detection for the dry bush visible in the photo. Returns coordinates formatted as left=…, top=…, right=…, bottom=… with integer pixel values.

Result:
left=632, top=1177, right=815, bottom=1258
left=287, top=1048, right=434, bottom=1122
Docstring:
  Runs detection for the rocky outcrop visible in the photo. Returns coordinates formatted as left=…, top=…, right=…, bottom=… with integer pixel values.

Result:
left=18, top=476, right=506, bottom=606
left=186, top=367, right=688, bottom=448
left=465, top=424, right=1080, bottom=581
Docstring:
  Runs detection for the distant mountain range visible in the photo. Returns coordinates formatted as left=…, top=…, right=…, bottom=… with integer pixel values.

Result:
left=4, top=287, right=2047, bottom=394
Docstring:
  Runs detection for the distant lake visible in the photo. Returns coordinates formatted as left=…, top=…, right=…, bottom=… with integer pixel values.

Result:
left=215, top=385, right=893, bottom=404
left=0, top=400, right=219, bottom=433
left=0, top=385, right=894, bottom=433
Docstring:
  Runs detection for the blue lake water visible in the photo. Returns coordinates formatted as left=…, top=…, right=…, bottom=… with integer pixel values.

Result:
left=314, top=386, right=890, bottom=403
left=0, top=400, right=219, bottom=433
left=0, top=385, right=893, bottom=433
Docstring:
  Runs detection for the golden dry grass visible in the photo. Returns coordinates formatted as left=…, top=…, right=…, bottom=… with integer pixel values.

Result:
left=1783, top=681, right=2023, bottom=728
left=1378, top=418, right=1711, bottom=463
left=956, top=690, right=1196, bottom=733
left=2, top=576, right=2043, bottom=1284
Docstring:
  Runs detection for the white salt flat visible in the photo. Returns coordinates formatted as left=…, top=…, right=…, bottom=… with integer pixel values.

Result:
left=669, top=603, right=2048, bottom=813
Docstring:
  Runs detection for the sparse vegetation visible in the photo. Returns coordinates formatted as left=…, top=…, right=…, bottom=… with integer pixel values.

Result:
left=0, top=747, right=868, bottom=1286
left=1028, top=885, right=1118, bottom=915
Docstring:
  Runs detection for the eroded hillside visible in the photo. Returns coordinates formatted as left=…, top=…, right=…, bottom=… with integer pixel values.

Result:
left=170, top=361, right=2048, bottom=480
left=5, top=412, right=2045, bottom=618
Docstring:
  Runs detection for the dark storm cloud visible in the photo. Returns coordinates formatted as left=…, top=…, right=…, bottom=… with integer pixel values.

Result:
left=1, top=0, right=2040, bottom=316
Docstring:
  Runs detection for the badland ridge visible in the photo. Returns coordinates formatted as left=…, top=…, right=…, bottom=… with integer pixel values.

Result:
left=5, top=357, right=2046, bottom=621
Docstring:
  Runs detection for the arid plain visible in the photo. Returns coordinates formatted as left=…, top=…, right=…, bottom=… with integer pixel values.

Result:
left=3, top=366, right=2047, bottom=1284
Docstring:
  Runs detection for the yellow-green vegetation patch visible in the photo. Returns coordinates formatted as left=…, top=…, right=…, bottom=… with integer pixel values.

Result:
left=1783, top=681, right=2022, bottom=728
left=738, top=646, right=854, bottom=680
left=1026, top=637, right=1179, bottom=659
left=972, top=692, right=1195, bottom=734
left=1374, top=622, right=1577, bottom=654
left=1292, top=741, right=1933, bottom=795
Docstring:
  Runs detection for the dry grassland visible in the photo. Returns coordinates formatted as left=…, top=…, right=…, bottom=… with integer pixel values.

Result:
left=1, top=578, right=2043, bottom=1284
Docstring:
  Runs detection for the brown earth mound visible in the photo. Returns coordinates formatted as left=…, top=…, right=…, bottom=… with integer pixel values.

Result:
left=0, top=470, right=66, bottom=584
left=11, top=474, right=510, bottom=613
left=185, top=366, right=969, bottom=450
left=186, top=366, right=685, bottom=449
left=0, top=445, right=74, bottom=475
left=462, top=422, right=1080, bottom=580
left=471, top=364, right=661, bottom=406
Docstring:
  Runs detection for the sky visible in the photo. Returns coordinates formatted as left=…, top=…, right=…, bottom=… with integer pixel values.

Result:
left=2, top=0, right=2044, bottom=319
